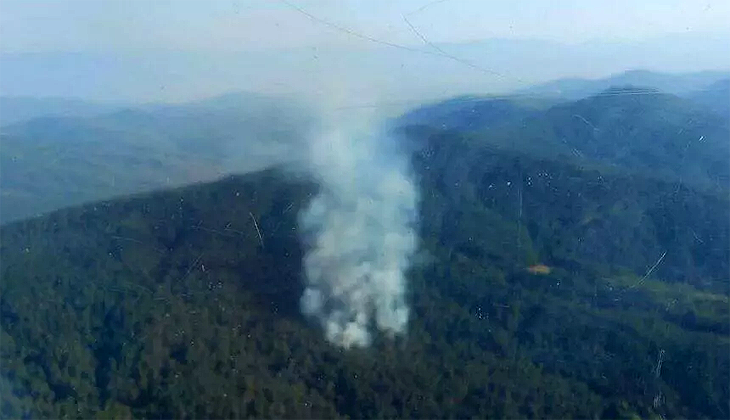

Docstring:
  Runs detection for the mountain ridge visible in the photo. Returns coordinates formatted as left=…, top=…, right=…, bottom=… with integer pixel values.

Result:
left=0, top=93, right=314, bottom=224
left=514, top=69, right=729, bottom=100
left=398, top=86, right=730, bottom=195
left=2, top=139, right=728, bottom=417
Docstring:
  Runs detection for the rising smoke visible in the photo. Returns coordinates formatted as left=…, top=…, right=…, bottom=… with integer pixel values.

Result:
left=298, top=113, right=419, bottom=348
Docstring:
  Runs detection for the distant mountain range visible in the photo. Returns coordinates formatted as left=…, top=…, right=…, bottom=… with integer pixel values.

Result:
left=2, top=33, right=729, bottom=102
left=1, top=70, right=728, bottom=224
left=0, top=96, right=127, bottom=126
left=2, top=69, right=727, bottom=126
left=515, top=69, right=729, bottom=101
left=0, top=92, right=313, bottom=223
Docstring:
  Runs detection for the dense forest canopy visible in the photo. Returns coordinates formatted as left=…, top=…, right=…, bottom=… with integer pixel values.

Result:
left=1, top=82, right=729, bottom=418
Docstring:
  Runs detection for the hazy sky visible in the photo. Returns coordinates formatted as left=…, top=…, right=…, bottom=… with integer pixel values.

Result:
left=1, top=1, right=728, bottom=102
left=2, top=0, right=729, bottom=53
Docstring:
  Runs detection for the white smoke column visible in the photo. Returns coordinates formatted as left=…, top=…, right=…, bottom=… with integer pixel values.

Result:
left=299, top=113, right=419, bottom=348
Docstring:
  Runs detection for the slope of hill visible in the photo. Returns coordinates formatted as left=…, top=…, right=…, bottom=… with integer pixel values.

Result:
left=0, top=97, right=126, bottom=126
left=537, top=87, right=729, bottom=188
left=3, top=81, right=725, bottom=225
left=0, top=92, right=313, bottom=224
left=398, top=87, right=730, bottom=193
left=395, top=96, right=546, bottom=131
left=1, top=119, right=728, bottom=418
left=687, top=78, right=730, bottom=120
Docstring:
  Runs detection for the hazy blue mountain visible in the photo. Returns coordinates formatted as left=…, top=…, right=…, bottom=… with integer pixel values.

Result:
left=515, top=69, right=729, bottom=100
left=0, top=92, right=313, bottom=223
left=395, top=96, right=550, bottom=131
left=686, top=78, right=730, bottom=120
left=0, top=96, right=127, bottom=126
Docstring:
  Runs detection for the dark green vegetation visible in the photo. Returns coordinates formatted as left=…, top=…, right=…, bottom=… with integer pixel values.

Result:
left=400, top=86, right=729, bottom=192
left=1, top=85, right=729, bottom=418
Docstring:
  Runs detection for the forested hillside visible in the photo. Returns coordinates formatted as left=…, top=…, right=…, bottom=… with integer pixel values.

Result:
left=401, top=87, right=729, bottom=192
left=1, top=85, right=728, bottom=417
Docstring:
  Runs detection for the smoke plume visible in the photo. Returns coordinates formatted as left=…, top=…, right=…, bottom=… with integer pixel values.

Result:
left=298, top=114, right=419, bottom=348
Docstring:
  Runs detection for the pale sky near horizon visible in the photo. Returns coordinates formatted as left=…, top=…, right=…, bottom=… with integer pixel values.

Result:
left=1, top=0, right=728, bottom=102
left=1, top=0, right=729, bottom=53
